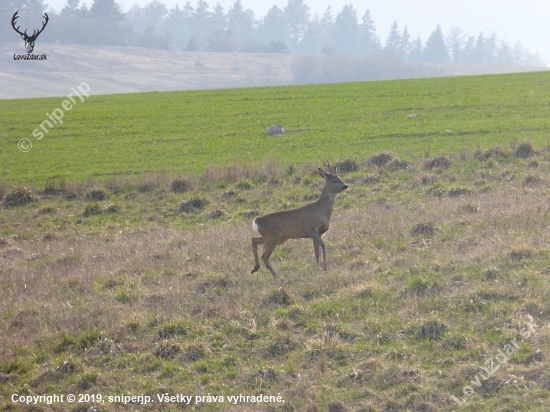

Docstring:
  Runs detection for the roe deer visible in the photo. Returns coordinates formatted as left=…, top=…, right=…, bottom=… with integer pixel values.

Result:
left=251, top=162, right=349, bottom=278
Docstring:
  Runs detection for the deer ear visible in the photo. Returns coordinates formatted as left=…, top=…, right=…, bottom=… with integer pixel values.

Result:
left=318, top=168, right=329, bottom=178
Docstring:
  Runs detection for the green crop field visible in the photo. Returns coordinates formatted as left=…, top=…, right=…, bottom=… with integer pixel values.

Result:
left=1, top=71, right=550, bottom=187
left=2, top=72, right=550, bottom=412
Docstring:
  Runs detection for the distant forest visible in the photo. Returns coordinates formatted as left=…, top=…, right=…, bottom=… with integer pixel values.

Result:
left=1, top=0, right=544, bottom=66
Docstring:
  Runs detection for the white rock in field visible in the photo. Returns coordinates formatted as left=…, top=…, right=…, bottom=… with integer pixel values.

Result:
left=265, top=124, right=286, bottom=136
left=407, top=113, right=417, bottom=118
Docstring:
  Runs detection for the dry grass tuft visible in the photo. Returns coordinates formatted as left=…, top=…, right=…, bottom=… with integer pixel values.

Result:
left=418, top=321, right=446, bottom=341
left=521, top=350, right=544, bottom=365
left=155, top=343, right=182, bottom=359
left=179, top=197, right=208, bottom=213
left=170, top=178, right=193, bottom=193
left=264, top=288, right=293, bottom=306
left=85, top=188, right=107, bottom=201
left=475, top=146, right=507, bottom=161
left=410, top=222, right=436, bottom=237
left=424, top=155, right=451, bottom=170
left=336, top=158, right=359, bottom=172
left=367, top=152, right=393, bottom=167
left=328, top=400, right=349, bottom=412
left=3, top=187, right=35, bottom=207
left=514, top=141, right=535, bottom=158
left=83, top=203, right=102, bottom=216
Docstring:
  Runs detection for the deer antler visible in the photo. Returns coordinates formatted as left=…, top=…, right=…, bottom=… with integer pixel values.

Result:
left=11, top=11, right=49, bottom=41
left=30, top=13, right=49, bottom=40
left=323, top=161, right=335, bottom=175
left=11, top=11, right=25, bottom=37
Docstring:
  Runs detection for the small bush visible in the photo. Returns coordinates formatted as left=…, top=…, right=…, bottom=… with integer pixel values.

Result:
left=170, top=178, right=192, bottom=193
left=476, top=146, right=506, bottom=161
left=85, top=189, right=107, bottom=201
left=179, top=197, right=208, bottom=213
left=386, top=159, right=408, bottom=171
left=3, top=188, right=35, bottom=207
left=514, top=142, right=535, bottom=158
left=418, top=321, right=446, bottom=341
left=424, top=155, right=451, bottom=170
left=367, top=152, right=393, bottom=167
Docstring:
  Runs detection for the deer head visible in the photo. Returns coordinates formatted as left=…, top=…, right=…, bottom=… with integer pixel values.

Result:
left=11, top=11, right=49, bottom=54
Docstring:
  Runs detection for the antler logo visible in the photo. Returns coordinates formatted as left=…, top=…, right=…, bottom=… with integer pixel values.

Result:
left=11, top=11, right=49, bottom=54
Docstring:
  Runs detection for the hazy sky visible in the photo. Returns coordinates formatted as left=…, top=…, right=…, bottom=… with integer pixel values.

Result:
left=44, top=0, right=550, bottom=65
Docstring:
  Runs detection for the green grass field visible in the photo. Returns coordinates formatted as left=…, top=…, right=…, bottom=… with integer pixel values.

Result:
left=2, top=71, right=550, bottom=187
left=2, top=72, right=550, bottom=411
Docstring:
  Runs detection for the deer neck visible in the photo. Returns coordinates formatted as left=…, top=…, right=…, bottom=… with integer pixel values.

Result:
left=317, top=189, right=337, bottom=218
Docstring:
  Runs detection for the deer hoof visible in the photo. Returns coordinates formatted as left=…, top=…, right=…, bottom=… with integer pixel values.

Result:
left=251, top=266, right=260, bottom=274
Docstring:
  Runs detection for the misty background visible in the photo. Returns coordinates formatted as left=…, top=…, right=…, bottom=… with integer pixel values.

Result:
left=0, top=0, right=547, bottom=99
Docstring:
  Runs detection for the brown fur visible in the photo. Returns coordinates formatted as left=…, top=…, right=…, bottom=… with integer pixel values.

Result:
left=251, top=163, right=348, bottom=278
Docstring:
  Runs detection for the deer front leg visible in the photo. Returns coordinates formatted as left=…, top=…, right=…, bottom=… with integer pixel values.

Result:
left=251, top=237, right=264, bottom=274
left=309, top=230, right=327, bottom=271
left=313, top=239, right=320, bottom=265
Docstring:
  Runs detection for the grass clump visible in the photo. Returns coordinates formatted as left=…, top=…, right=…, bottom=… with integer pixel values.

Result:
left=83, top=203, right=102, bottom=216
left=367, top=152, right=393, bottom=167
left=179, top=197, right=208, bottom=213
left=514, top=141, right=535, bottom=158
left=85, top=188, right=107, bottom=201
left=170, top=178, right=192, bottom=193
left=3, top=188, right=34, bottom=207
left=424, top=155, right=451, bottom=170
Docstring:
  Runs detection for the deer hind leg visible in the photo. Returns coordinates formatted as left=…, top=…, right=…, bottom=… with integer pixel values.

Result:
left=251, top=237, right=264, bottom=274
left=261, top=239, right=280, bottom=279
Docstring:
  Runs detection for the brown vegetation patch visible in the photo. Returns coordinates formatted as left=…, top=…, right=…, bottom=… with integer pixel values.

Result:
left=386, top=159, right=409, bottom=171
left=419, top=322, right=446, bottom=341
left=0, top=372, right=10, bottom=383
left=410, top=223, right=436, bottom=237
left=185, top=345, right=204, bottom=361
left=522, top=350, right=544, bottom=365
left=179, top=197, right=208, bottom=213
left=3, top=188, right=35, bottom=207
left=476, top=146, right=507, bottom=161
left=208, top=209, right=225, bottom=219
left=9, top=310, right=38, bottom=330
left=263, top=288, right=293, bottom=306
left=268, top=338, right=295, bottom=357
left=367, top=152, right=393, bottom=167
left=170, top=178, right=192, bottom=193
left=196, top=275, right=234, bottom=293
left=424, top=156, right=451, bottom=170
left=328, top=401, right=348, bottom=412
left=85, top=189, right=107, bottom=201
left=514, top=142, right=535, bottom=158
left=510, top=248, right=533, bottom=261
left=523, top=174, right=541, bottom=187
left=56, top=361, right=77, bottom=374
left=83, top=204, right=102, bottom=216
left=336, top=158, right=359, bottom=172
left=155, top=343, right=182, bottom=359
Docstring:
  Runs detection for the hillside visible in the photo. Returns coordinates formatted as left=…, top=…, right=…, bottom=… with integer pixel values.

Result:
left=1, top=42, right=547, bottom=99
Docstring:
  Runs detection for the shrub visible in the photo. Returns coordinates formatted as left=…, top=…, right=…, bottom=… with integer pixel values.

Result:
left=83, top=204, right=102, bottom=217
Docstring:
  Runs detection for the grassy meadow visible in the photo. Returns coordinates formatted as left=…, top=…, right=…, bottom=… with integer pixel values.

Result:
left=1, top=72, right=550, bottom=411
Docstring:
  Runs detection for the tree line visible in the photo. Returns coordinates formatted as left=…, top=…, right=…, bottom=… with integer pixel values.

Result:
left=1, top=0, right=543, bottom=66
